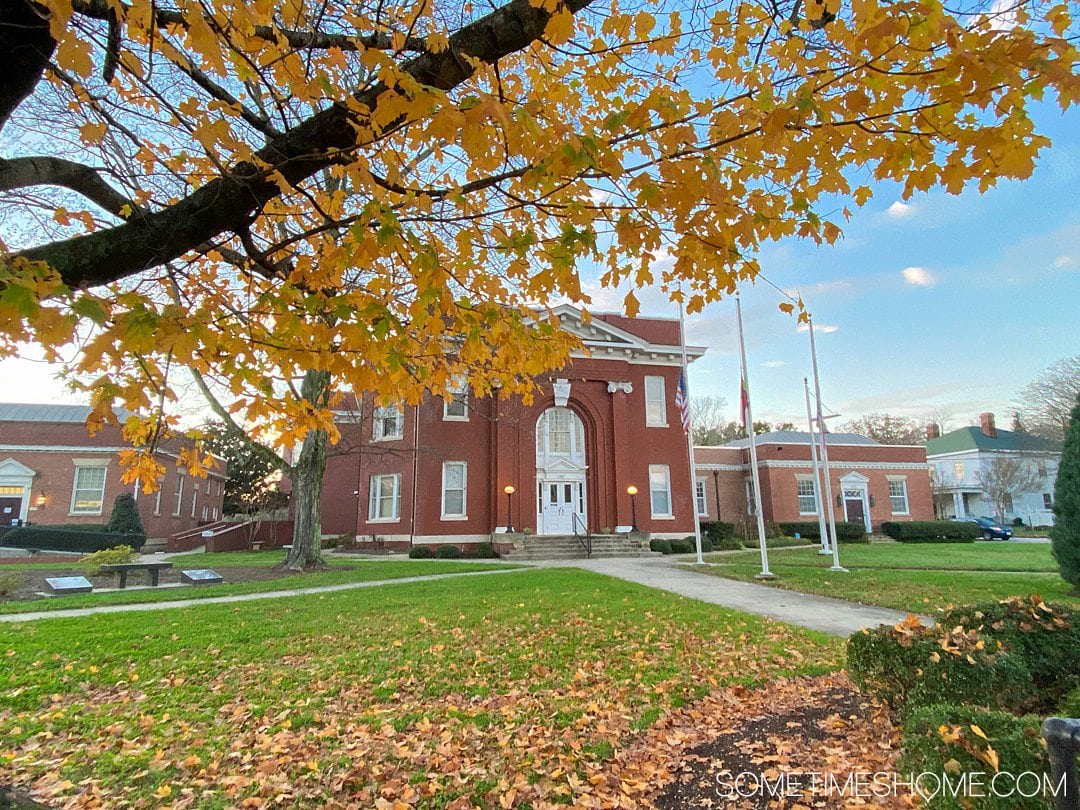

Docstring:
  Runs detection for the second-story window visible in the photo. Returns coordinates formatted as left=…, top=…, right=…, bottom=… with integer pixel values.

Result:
left=644, top=376, right=666, bottom=426
left=372, top=404, right=404, bottom=440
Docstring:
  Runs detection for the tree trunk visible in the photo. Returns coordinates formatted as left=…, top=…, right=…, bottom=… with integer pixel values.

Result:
left=280, top=370, right=331, bottom=570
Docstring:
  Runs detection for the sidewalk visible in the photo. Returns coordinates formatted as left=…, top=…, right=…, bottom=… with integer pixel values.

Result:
left=545, top=556, right=918, bottom=636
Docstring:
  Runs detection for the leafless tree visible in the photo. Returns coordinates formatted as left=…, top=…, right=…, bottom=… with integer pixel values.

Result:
left=975, top=457, right=1042, bottom=522
left=690, top=395, right=728, bottom=445
left=1015, top=355, right=1080, bottom=443
left=924, top=406, right=956, bottom=435
left=841, top=413, right=924, bottom=445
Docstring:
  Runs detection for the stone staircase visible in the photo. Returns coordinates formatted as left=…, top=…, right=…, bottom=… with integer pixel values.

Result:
left=501, top=533, right=657, bottom=561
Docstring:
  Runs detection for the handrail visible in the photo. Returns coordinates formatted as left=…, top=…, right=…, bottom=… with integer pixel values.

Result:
left=571, top=512, right=592, bottom=559
left=1043, top=717, right=1080, bottom=810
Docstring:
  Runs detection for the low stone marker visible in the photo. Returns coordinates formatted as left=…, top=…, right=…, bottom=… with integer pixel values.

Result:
left=45, top=576, right=93, bottom=595
left=181, top=569, right=223, bottom=586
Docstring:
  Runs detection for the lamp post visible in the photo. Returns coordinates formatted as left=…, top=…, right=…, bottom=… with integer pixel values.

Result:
left=626, top=485, right=639, bottom=533
left=503, top=485, right=515, bottom=533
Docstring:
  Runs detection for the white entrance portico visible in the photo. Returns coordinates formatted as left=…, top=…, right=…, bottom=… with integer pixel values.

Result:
left=535, top=406, right=588, bottom=534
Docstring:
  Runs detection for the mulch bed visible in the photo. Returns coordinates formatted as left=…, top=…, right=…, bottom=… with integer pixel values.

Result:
left=591, top=673, right=916, bottom=809
left=0, top=564, right=354, bottom=603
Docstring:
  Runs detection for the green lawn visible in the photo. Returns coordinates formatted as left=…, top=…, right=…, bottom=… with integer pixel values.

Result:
left=0, top=569, right=841, bottom=808
left=0, top=556, right=522, bottom=615
left=687, top=542, right=1079, bottom=614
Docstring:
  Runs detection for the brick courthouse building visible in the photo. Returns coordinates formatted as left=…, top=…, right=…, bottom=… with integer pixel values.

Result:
left=320, top=306, right=706, bottom=548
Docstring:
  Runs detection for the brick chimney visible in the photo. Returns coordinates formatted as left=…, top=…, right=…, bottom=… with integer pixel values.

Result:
left=979, top=412, right=997, bottom=438
left=926, top=422, right=940, bottom=441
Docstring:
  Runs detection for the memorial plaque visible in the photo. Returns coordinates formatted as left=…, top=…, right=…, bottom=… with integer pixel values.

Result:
left=181, top=569, right=223, bottom=585
left=45, top=576, right=93, bottom=595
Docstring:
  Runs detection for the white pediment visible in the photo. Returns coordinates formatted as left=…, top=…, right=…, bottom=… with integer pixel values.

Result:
left=0, top=458, right=36, bottom=478
left=537, top=456, right=588, bottom=474
left=839, top=471, right=870, bottom=484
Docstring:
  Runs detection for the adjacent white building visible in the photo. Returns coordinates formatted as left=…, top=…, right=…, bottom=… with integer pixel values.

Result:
left=925, top=412, right=1061, bottom=526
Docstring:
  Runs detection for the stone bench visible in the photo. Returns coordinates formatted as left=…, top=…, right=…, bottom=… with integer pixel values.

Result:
left=99, top=561, right=173, bottom=588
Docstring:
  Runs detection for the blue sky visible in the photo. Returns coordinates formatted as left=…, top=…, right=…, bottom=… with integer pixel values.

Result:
left=2, top=100, right=1078, bottom=431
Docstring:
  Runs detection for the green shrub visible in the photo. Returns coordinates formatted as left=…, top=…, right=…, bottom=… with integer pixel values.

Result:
left=435, top=545, right=461, bottom=559
left=1059, top=684, right=1080, bottom=717
left=938, top=597, right=1080, bottom=709
left=408, top=545, right=434, bottom=559
left=847, top=618, right=1033, bottom=714
left=2, top=526, right=145, bottom=553
left=900, top=704, right=1047, bottom=809
left=776, top=521, right=867, bottom=543
left=1012, top=517, right=1025, bottom=527
left=1051, top=394, right=1080, bottom=587
left=649, top=539, right=672, bottom=554
left=106, top=493, right=145, bottom=536
left=680, top=535, right=714, bottom=553
left=81, top=545, right=137, bottom=576
left=881, top=520, right=979, bottom=542
left=699, top=521, right=735, bottom=542
left=475, top=541, right=499, bottom=559
left=667, top=538, right=694, bottom=554
left=0, top=570, right=22, bottom=597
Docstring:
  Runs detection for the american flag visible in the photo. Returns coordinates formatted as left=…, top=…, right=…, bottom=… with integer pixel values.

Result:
left=675, top=371, right=691, bottom=434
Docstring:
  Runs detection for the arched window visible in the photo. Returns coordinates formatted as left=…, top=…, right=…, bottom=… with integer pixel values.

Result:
left=536, top=407, right=585, bottom=463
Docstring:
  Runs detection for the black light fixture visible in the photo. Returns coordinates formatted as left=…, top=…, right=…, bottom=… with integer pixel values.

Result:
left=503, top=485, right=515, bottom=533
left=836, top=493, right=843, bottom=507
left=627, top=485, right=639, bottom=532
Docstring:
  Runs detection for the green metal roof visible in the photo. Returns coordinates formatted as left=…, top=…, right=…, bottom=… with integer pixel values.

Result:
left=925, top=426, right=1061, bottom=456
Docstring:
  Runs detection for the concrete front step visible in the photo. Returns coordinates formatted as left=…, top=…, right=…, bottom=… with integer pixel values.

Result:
left=501, top=534, right=656, bottom=561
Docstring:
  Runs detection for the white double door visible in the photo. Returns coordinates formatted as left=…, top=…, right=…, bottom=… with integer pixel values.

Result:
left=538, top=477, right=586, bottom=535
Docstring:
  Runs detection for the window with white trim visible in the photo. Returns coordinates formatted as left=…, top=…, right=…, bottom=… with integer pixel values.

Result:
left=649, top=464, right=672, bottom=517
left=745, top=478, right=757, bottom=515
left=191, top=489, right=198, bottom=518
left=443, top=380, right=469, bottom=420
left=644, top=376, right=666, bottom=426
left=201, top=505, right=208, bottom=521
left=216, top=480, right=223, bottom=497
left=695, top=478, right=708, bottom=517
left=1043, top=492, right=1053, bottom=509
left=796, top=476, right=817, bottom=515
left=70, top=464, right=107, bottom=514
left=441, top=462, right=467, bottom=519
left=368, top=474, right=401, bottom=521
left=372, top=404, right=404, bottom=440
left=173, top=473, right=185, bottom=516
left=212, top=506, right=218, bottom=520
left=204, top=477, right=212, bottom=495
left=153, top=486, right=162, bottom=516
left=953, top=461, right=965, bottom=481
left=888, top=478, right=909, bottom=514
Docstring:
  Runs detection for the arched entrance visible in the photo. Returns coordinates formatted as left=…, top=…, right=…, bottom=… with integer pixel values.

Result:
left=535, top=407, right=587, bottom=534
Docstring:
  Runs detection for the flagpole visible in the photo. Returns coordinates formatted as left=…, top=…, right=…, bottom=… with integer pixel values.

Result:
left=735, top=292, right=773, bottom=579
left=808, top=317, right=846, bottom=573
left=805, top=377, right=831, bottom=555
left=678, top=297, right=705, bottom=565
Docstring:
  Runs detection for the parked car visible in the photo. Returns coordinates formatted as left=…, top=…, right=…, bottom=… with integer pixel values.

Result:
left=954, top=516, right=1014, bottom=540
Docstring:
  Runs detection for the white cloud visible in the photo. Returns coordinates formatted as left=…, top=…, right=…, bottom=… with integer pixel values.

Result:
left=902, top=266, right=936, bottom=287
left=886, top=201, right=916, bottom=219
left=1053, top=255, right=1075, bottom=269
left=795, top=323, right=839, bottom=334
left=763, top=360, right=787, bottom=368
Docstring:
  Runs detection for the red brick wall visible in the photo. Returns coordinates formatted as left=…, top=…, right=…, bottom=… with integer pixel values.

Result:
left=0, top=421, right=226, bottom=539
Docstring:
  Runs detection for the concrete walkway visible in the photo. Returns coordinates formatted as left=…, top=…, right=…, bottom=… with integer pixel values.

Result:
left=543, top=556, right=918, bottom=636
left=0, top=567, right=526, bottom=623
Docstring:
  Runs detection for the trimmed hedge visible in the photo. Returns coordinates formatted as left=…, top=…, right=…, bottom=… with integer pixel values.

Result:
left=900, top=704, right=1048, bottom=809
left=880, top=520, right=979, bottom=542
left=938, top=597, right=1080, bottom=708
left=435, top=545, right=461, bottom=559
left=775, top=521, right=868, bottom=543
left=649, top=539, right=672, bottom=554
left=408, top=545, right=434, bottom=559
left=847, top=618, right=1033, bottom=714
left=1, top=526, right=145, bottom=553
left=475, top=541, right=499, bottom=559
left=699, top=521, right=735, bottom=541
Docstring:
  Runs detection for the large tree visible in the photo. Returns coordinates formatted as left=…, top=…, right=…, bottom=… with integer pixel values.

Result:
left=974, top=456, right=1042, bottom=523
left=0, top=0, right=1076, bottom=561
left=841, top=413, right=924, bottom=445
left=1016, top=355, right=1080, bottom=443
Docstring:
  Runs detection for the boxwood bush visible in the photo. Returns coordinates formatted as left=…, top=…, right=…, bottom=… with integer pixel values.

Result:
left=408, top=545, right=434, bottom=559
left=649, top=539, right=672, bottom=554
left=847, top=618, right=1033, bottom=713
left=880, top=520, right=979, bottom=542
left=900, top=704, right=1048, bottom=809
left=435, top=545, right=461, bottom=559
left=2, top=525, right=145, bottom=553
left=775, top=521, right=868, bottom=543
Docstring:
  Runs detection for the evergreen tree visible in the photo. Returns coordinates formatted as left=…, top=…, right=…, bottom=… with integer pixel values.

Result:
left=1051, top=394, right=1080, bottom=588
left=107, top=494, right=146, bottom=537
